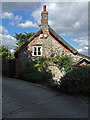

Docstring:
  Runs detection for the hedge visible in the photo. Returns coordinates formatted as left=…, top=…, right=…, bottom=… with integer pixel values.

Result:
left=60, top=65, right=89, bottom=96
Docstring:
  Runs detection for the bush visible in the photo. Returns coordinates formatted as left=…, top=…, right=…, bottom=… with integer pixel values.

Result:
left=19, top=65, right=52, bottom=84
left=41, top=71, right=52, bottom=80
left=60, top=65, right=89, bottom=96
left=21, top=73, right=42, bottom=83
left=19, top=67, right=36, bottom=77
left=19, top=67, right=41, bottom=82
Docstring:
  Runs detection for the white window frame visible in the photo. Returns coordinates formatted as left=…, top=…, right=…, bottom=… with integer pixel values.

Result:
left=32, top=46, right=42, bottom=56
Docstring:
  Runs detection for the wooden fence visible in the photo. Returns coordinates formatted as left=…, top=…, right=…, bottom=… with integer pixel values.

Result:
left=2, top=59, right=21, bottom=78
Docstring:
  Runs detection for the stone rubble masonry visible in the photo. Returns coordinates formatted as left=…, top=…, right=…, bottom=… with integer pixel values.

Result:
left=48, top=63, right=66, bottom=84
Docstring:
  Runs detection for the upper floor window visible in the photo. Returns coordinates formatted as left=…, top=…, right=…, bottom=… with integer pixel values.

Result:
left=32, top=46, right=42, bottom=56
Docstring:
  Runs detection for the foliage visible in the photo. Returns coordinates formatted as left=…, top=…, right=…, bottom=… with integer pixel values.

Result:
left=34, top=56, right=51, bottom=72
left=14, top=32, right=34, bottom=51
left=0, top=45, right=15, bottom=60
left=19, top=63, right=52, bottom=84
left=41, top=71, right=52, bottom=81
left=60, top=65, right=89, bottom=96
left=53, top=55, right=73, bottom=72
left=0, top=46, right=9, bottom=59
left=19, top=67, right=41, bottom=82
left=0, top=46, right=10, bottom=59
left=9, top=54, right=15, bottom=59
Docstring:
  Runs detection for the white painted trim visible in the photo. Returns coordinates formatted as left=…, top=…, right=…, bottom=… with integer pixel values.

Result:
left=32, top=46, right=42, bottom=56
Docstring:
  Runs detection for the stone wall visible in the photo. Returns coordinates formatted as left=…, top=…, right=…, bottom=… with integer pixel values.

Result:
left=48, top=63, right=66, bottom=84
left=28, top=33, right=69, bottom=57
left=18, top=33, right=82, bottom=68
left=28, top=33, right=82, bottom=61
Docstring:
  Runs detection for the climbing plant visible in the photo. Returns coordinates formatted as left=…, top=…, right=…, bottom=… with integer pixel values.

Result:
left=53, top=55, right=73, bottom=72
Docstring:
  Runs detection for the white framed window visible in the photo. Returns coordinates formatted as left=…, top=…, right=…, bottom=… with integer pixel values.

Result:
left=32, top=46, right=42, bottom=56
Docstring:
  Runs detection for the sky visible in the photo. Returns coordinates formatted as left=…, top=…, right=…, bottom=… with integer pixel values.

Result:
left=0, top=2, right=89, bottom=56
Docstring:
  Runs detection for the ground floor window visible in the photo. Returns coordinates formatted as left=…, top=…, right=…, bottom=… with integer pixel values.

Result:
left=32, top=46, right=42, bottom=56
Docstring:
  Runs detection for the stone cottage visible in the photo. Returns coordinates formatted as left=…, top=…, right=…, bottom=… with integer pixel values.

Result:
left=14, top=5, right=90, bottom=83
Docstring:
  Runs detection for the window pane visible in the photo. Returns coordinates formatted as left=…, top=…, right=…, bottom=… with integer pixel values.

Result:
left=34, top=47, right=36, bottom=51
left=38, top=51, right=41, bottom=55
left=34, top=52, right=37, bottom=55
left=38, top=47, right=41, bottom=55
left=38, top=47, right=41, bottom=51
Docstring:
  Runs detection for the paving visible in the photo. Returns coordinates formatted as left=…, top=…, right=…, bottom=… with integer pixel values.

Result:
left=2, top=77, right=88, bottom=118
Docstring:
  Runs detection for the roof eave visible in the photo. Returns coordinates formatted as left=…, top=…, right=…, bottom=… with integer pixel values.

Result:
left=77, top=52, right=90, bottom=60
left=14, top=29, right=42, bottom=58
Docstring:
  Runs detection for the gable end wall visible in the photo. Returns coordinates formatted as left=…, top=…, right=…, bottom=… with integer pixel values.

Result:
left=18, top=33, right=82, bottom=68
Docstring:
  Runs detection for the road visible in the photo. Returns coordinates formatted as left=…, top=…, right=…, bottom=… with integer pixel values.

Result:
left=2, top=77, right=88, bottom=118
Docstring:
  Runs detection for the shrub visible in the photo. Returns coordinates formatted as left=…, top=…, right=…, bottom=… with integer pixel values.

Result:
left=41, top=71, right=52, bottom=80
left=19, top=67, right=36, bottom=78
left=53, top=55, right=73, bottom=72
left=21, top=73, right=42, bottom=83
left=60, top=65, right=89, bottom=96
left=19, top=67, right=41, bottom=82
left=19, top=65, right=52, bottom=84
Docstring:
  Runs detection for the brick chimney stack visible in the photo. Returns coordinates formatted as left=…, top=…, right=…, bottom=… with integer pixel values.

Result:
left=40, top=5, right=48, bottom=32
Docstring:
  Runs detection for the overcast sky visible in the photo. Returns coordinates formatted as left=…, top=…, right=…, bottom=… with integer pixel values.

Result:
left=0, top=2, right=89, bottom=55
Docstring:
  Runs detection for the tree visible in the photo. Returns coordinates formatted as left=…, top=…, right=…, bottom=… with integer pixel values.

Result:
left=0, top=45, right=10, bottom=59
left=0, top=45, right=15, bottom=60
left=14, top=32, right=35, bottom=51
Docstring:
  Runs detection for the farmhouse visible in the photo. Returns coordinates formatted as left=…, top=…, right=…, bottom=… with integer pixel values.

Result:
left=14, top=5, right=90, bottom=82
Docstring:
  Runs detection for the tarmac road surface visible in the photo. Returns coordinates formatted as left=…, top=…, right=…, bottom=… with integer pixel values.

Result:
left=2, top=77, right=88, bottom=118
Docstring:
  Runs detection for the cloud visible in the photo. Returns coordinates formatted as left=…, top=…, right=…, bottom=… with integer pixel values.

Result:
left=17, top=20, right=38, bottom=28
left=73, top=36, right=88, bottom=47
left=1, top=0, right=89, bottom=4
left=78, top=48, right=83, bottom=52
left=72, top=36, right=88, bottom=55
left=1, top=2, right=89, bottom=55
left=77, top=48, right=89, bottom=55
left=2, top=12, right=14, bottom=19
left=2, top=2, right=88, bottom=36
left=9, top=22, right=15, bottom=26
left=2, top=2, right=40, bottom=12
left=32, top=2, right=88, bottom=37
left=0, top=26, right=8, bottom=35
left=2, top=12, right=22, bottom=26
left=14, top=15, right=22, bottom=21
left=1, top=34, right=17, bottom=49
left=0, top=26, right=16, bottom=49
left=9, top=15, right=22, bottom=26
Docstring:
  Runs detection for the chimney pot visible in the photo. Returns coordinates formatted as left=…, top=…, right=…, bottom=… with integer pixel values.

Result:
left=41, top=19, right=42, bottom=24
left=43, top=5, right=46, bottom=12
